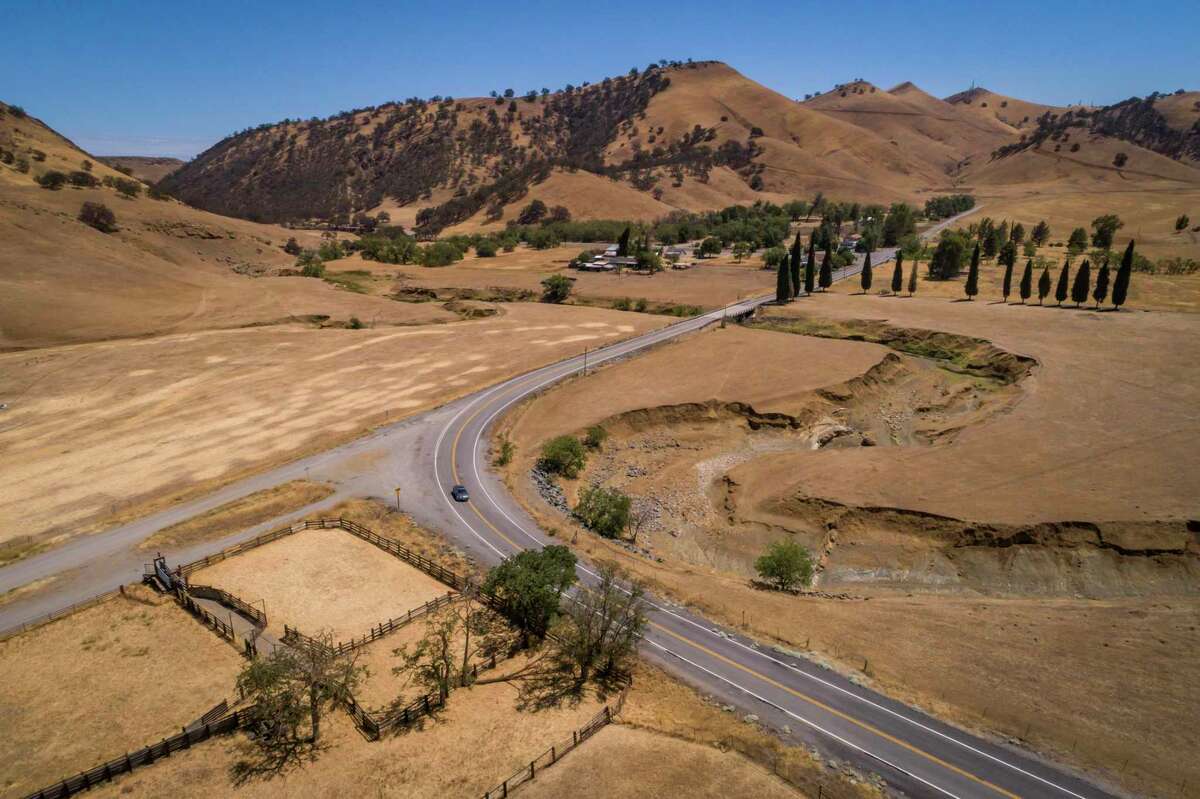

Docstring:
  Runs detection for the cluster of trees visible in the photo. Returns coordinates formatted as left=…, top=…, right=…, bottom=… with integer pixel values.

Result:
left=237, top=544, right=645, bottom=768
left=35, top=168, right=146, bottom=199
left=992, top=240, right=1138, bottom=309
left=924, top=194, right=976, bottom=220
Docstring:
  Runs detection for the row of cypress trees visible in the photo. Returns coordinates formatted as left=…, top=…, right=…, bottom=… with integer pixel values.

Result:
left=774, top=233, right=844, bottom=303
left=981, top=239, right=1136, bottom=309
left=773, top=231, right=1137, bottom=311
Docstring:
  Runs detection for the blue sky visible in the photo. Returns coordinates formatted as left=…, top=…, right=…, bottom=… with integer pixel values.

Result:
left=5, top=0, right=1198, bottom=159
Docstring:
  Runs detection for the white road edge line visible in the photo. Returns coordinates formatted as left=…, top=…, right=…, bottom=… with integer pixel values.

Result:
left=452, top=252, right=1094, bottom=799
left=642, top=638, right=965, bottom=799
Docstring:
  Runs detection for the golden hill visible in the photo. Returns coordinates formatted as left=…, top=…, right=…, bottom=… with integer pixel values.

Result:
left=0, top=102, right=441, bottom=349
left=944, top=87, right=1066, bottom=133
left=98, top=156, right=184, bottom=183
left=161, top=63, right=971, bottom=234
left=802, top=79, right=1016, bottom=174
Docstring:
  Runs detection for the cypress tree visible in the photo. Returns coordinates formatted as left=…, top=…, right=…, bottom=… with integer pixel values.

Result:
left=1112, top=240, right=1134, bottom=309
left=1001, top=256, right=1014, bottom=302
left=1037, top=265, right=1051, bottom=305
left=790, top=233, right=804, bottom=296
left=617, top=227, right=631, bottom=257
left=891, top=251, right=904, bottom=295
left=804, top=237, right=816, bottom=294
left=907, top=254, right=918, bottom=296
left=1093, top=259, right=1110, bottom=308
left=1018, top=259, right=1033, bottom=304
left=1054, top=259, right=1071, bottom=306
left=965, top=243, right=980, bottom=300
left=1071, top=259, right=1091, bottom=307
left=818, top=247, right=833, bottom=291
left=776, top=252, right=792, bottom=304
left=860, top=250, right=873, bottom=294
left=792, top=235, right=801, bottom=297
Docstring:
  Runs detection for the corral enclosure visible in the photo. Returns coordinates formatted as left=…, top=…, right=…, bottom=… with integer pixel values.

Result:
left=0, top=586, right=242, bottom=798
left=190, top=525, right=453, bottom=640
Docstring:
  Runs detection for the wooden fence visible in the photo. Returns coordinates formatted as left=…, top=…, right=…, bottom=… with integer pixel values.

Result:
left=283, top=591, right=456, bottom=657
left=338, top=518, right=465, bottom=590
left=176, top=519, right=321, bottom=578
left=342, top=690, right=445, bottom=740
left=0, top=587, right=125, bottom=643
left=185, top=698, right=229, bottom=732
left=21, top=708, right=256, bottom=799
left=174, top=587, right=239, bottom=645
left=185, top=584, right=267, bottom=628
left=176, top=518, right=465, bottom=592
left=481, top=691, right=627, bottom=799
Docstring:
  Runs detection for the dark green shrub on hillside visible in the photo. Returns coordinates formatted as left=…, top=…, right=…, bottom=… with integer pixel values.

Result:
left=418, top=240, right=466, bottom=267
left=584, top=425, right=607, bottom=449
left=539, top=435, right=586, bottom=478
left=755, top=539, right=814, bottom=591
left=68, top=170, right=99, bottom=187
left=475, top=239, right=498, bottom=257
left=78, top=201, right=117, bottom=233
left=574, top=485, right=630, bottom=539
left=297, top=250, right=325, bottom=277
left=36, top=170, right=66, bottom=190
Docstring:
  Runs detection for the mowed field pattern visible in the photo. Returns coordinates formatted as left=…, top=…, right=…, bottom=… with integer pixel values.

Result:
left=0, top=304, right=665, bottom=546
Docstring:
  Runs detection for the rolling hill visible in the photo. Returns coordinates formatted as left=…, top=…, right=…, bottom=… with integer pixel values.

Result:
left=944, top=87, right=1066, bottom=133
left=98, top=156, right=184, bottom=183
left=160, top=63, right=975, bottom=234
left=0, top=102, right=438, bottom=349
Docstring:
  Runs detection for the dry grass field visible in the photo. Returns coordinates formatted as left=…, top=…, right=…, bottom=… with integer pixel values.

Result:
left=0, top=585, right=242, bottom=798
left=497, top=296, right=1200, bottom=799
left=85, top=674, right=607, bottom=799
left=520, top=725, right=803, bottom=799
left=0, top=303, right=665, bottom=550
left=191, top=526, right=452, bottom=640
left=138, top=480, right=335, bottom=551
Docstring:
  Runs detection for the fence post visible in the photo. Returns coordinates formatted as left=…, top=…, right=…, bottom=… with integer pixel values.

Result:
left=551, top=745, right=556, bottom=764
left=530, top=761, right=535, bottom=780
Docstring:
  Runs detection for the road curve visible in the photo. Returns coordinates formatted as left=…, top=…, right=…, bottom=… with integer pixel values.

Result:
left=1, top=207, right=1117, bottom=798
left=427, top=279, right=1115, bottom=799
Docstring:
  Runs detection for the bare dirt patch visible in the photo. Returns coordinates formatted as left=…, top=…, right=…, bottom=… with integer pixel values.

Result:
left=139, top=480, right=334, bottom=551
left=191, top=526, right=452, bottom=640
left=0, top=584, right=242, bottom=798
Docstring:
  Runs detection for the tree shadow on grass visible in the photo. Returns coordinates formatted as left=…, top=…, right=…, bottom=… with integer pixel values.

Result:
left=229, top=731, right=326, bottom=787
left=494, top=656, right=629, bottom=714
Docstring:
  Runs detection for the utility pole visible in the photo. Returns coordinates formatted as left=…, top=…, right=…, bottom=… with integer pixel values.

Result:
left=582, top=347, right=588, bottom=376
left=394, top=487, right=402, bottom=511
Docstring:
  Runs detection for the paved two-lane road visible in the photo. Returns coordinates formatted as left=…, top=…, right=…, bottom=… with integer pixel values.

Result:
left=428, top=286, right=1112, bottom=799
left=0, top=207, right=1119, bottom=798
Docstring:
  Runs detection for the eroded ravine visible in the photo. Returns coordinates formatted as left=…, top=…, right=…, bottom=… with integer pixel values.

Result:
left=523, top=317, right=1198, bottom=597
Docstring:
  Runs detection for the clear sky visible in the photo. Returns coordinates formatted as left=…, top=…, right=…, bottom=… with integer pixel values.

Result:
left=5, top=0, right=1198, bottom=159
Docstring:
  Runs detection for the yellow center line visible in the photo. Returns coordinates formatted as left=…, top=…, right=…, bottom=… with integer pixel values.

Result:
left=649, top=621, right=1020, bottom=799
left=447, top=334, right=1018, bottom=799
left=449, top=379, right=531, bottom=552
